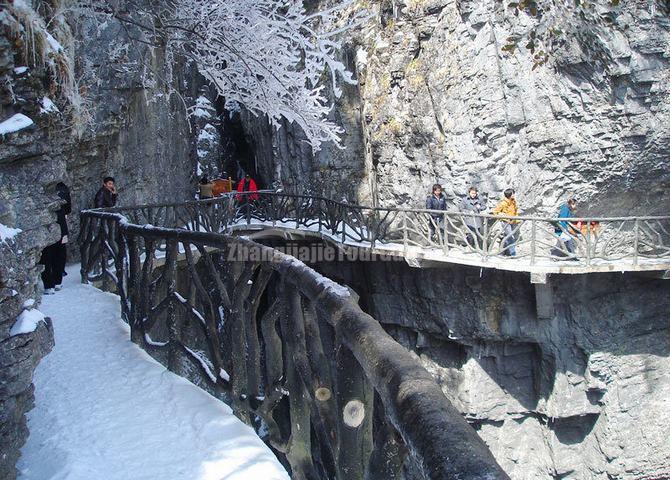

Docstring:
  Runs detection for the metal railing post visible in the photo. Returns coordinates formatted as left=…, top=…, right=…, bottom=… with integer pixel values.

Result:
left=633, top=218, right=639, bottom=266
left=403, top=211, right=408, bottom=257
left=530, top=220, right=536, bottom=265
left=585, top=218, right=591, bottom=266
left=443, top=212, right=448, bottom=255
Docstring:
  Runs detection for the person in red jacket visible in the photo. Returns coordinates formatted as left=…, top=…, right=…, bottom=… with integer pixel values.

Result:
left=236, top=173, right=259, bottom=201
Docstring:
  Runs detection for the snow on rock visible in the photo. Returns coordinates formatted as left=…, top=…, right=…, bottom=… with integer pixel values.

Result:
left=18, top=265, right=289, bottom=480
left=10, top=309, right=46, bottom=337
left=14, top=66, right=29, bottom=74
left=0, top=114, right=34, bottom=136
left=40, top=97, right=59, bottom=114
left=198, top=124, right=217, bottom=142
left=0, top=223, right=22, bottom=242
left=192, top=95, right=215, bottom=119
left=22, top=299, right=36, bottom=309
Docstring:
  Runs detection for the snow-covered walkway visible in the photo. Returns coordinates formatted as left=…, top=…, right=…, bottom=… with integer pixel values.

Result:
left=18, top=265, right=289, bottom=480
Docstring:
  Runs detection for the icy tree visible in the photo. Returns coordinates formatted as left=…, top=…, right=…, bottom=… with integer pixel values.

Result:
left=82, top=0, right=368, bottom=151
left=175, top=0, right=367, bottom=150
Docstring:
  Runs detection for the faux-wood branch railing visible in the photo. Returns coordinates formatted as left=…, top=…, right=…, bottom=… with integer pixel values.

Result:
left=102, top=192, right=670, bottom=268
left=79, top=208, right=510, bottom=480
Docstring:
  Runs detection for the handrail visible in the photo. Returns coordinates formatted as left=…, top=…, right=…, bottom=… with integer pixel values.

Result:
left=79, top=207, right=509, bottom=479
left=91, top=191, right=670, bottom=271
left=98, top=191, right=670, bottom=222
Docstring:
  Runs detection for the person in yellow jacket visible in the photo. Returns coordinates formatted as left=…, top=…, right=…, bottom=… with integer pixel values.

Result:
left=492, top=188, right=520, bottom=256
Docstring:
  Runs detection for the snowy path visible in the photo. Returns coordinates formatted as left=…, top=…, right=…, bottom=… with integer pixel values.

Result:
left=18, top=265, right=289, bottom=480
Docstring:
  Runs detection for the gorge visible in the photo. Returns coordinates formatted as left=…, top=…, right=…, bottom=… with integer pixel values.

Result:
left=1, top=0, right=669, bottom=479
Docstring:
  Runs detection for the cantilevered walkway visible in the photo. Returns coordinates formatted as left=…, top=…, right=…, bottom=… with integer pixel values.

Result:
left=69, top=193, right=669, bottom=479
left=110, top=192, right=670, bottom=278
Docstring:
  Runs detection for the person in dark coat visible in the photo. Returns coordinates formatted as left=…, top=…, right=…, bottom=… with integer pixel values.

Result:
left=40, top=182, right=71, bottom=294
left=94, top=176, right=117, bottom=208
left=460, top=186, right=487, bottom=248
left=425, top=183, right=447, bottom=241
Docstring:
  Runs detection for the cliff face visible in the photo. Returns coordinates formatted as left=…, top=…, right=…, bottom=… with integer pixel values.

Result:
left=0, top=3, right=200, bottom=477
left=242, top=0, right=669, bottom=214
left=357, top=0, right=670, bottom=215
left=314, top=257, right=670, bottom=479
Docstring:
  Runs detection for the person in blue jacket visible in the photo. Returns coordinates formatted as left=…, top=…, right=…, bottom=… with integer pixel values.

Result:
left=553, top=198, right=578, bottom=258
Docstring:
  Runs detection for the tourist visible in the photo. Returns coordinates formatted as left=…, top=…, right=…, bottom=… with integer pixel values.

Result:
left=492, top=188, right=519, bottom=256
left=236, top=173, right=259, bottom=201
left=199, top=175, right=214, bottom=200
left=460, top=186, right=486, bottom=248
left=552, top=197, right=579, bottom=259
left=40, top=182, right=71, bottom=294
left=94, top=176, right=117, bottom=208
left=426, top=183, right=447, bottom=242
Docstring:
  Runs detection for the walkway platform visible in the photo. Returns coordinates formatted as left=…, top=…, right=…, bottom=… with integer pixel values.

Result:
left=231, top=222, right=670, bottom=277
left=18, top=265, right=289, bottom=480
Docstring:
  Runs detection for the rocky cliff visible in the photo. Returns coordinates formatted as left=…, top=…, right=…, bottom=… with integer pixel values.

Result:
left=242, top=0, right=670, bottom=215
left=313, top=256, right=670, bottom=479
left=1, top=0, right=669, bottom=478
left=0, top=2, right=201, bottom=477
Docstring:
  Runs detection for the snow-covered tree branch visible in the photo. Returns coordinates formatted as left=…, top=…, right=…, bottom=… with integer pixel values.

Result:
left=79, top=0, right=368, bottom=151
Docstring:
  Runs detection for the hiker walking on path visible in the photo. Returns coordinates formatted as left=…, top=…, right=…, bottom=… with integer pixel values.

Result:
left=40, top=182, right=71, bottom=294
left=426, top=183, right=447, bottom=242
left=552, top=198, right=579, bottom=259
left=94, top=177, right=118, bottom=208
left=492, top=188, right=519, bottom=256
left=460, top=186, right=486, bottom=249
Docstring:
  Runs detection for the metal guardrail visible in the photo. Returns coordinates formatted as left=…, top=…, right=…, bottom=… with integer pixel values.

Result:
left=103, top=192, right=670, bottom=271
left=79, top=206, right=510, bottom=480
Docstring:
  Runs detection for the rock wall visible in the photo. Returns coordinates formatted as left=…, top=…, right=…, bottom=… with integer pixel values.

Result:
left=238, top=47, right=372, bottom=201
left=314, top=257, right=670, bottom=479
left=63, top=12, right=200, bottom=256
left=1, top=32, right=59, bottom=480
left=356, top=0, right=670, bottom=215
left=0, top=3, right=200, bottom=477
left=243, top=0, right=669, bottom=214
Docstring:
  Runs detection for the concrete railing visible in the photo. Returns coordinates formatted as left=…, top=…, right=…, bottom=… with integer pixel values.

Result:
left=104, top=192, right=670, bottom=274
left=79, top=206, right=509, bottom=480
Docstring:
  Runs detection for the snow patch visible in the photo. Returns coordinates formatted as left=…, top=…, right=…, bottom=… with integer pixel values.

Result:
left=40, top=96, right=59, bottom=114
left=10, top=309, right=46, bottom=336
left=22, top=299, right=36, bottom=309
left=193, top=108, right=211, bottom=119
left=0, top=114, right=34, bottom=135
left=144, top=333, right=168, bottom=347
left=14, top=66, right=29, bottom=74
left=219, top=368, right=230, bottom=382
left=184, top=346, right=217, bottom=383
left=356, top=49, right=368, bottom=65
left=198, top=125, right=217, bottom=142
left=0, top=223, right=22, bottom=241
